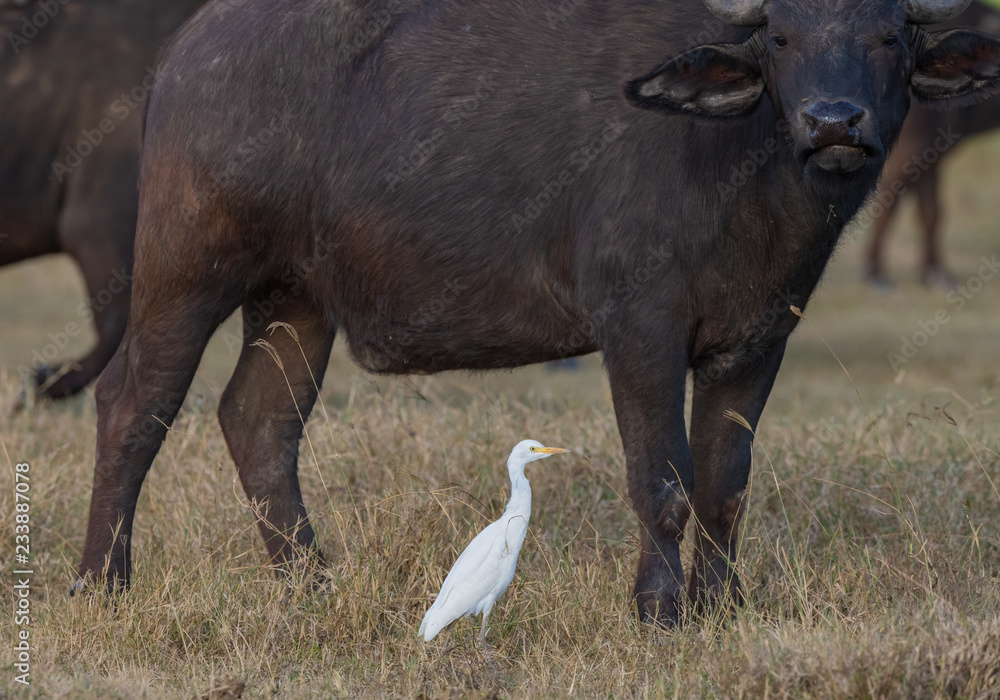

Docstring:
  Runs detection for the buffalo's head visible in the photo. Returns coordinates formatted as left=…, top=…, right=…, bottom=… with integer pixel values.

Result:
left=626, top=0, right=1000, bottom=180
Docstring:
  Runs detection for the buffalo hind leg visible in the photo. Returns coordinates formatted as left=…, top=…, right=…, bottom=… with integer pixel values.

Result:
left=604, top=317, right=692, bottom=626
left=77, top=288, right=238, bottom=591
left=687, top=341, right=787, bottom=614
left=217, top=292, right=335, bottom=576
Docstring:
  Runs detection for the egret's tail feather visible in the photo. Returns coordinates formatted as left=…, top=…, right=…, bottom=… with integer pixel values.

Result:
left=419, top=604, right=441, bottom=641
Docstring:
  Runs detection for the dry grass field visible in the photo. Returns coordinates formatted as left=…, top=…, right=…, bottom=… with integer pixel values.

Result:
left=1, top=135, right=999, bottom=698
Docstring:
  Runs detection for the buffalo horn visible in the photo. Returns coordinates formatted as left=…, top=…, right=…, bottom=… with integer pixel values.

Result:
left=703, top=0, right=770, bottom=26
left=903, top=0, right=972, bottom=24
left=705, top=0, right=971, bottom=27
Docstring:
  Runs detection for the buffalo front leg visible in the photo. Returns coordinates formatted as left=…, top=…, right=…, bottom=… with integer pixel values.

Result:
left=604, top=319, right=692, bottom=626
left=217, top=293, right=336, bottom=573
left=687, top=340, right=787, bottom=612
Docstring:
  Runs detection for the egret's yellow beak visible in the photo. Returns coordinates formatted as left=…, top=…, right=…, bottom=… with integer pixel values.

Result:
left=537, top=447, right=570, bottom=454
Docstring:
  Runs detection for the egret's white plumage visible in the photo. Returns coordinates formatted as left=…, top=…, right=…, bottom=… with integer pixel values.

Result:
left=418, top=440, right=569, bottom=644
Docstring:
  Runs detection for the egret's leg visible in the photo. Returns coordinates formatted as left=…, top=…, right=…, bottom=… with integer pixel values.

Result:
left=478, top=600, right=494, bottom=647
left=479, top=603, right=496, bottom=667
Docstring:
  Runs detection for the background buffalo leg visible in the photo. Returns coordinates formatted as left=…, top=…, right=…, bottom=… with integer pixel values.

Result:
left=914, top=166, right=946, bottom=285
left=41, top=203, right=134, bottom=398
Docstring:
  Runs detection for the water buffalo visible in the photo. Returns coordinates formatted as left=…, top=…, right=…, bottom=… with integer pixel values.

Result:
left=76, top=0, right=1000, bottom=625
left=0, top=0, right=204, bottom=399
left=865, top=0, right=1000, bottom=286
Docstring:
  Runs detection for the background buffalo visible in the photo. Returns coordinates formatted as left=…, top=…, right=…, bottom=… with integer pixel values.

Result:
left=0, top=0, right=204, bottom=399
left=865, top=0, right=1000, bottom=285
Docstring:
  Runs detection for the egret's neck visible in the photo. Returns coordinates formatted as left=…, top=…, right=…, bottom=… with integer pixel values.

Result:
left=504, top=465, right=532, bottom=520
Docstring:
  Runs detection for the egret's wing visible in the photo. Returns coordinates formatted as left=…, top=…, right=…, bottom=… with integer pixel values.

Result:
left=485, top=515, right=528, bottom=603
left=419, top=518, right=517, bottom=640
left=434, top=520, right=506, bottom=605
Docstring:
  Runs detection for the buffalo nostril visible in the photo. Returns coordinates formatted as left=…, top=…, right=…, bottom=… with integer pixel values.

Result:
left=802, top=100, right=865, bottom=130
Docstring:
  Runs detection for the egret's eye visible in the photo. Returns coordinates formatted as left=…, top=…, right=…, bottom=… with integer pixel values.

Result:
left=773, top=36, right=788, bottom=49
left=884, top=36, right=898, bottom=47
left=529, top=446, right=538, bottom=452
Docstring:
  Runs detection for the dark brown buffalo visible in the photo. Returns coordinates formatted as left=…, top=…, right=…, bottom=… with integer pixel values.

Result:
left=0, top=0, right=204, bottom=398
left=865, top=0, right=1000, bottom=286
left=76, top=0, right=1000, bottom=625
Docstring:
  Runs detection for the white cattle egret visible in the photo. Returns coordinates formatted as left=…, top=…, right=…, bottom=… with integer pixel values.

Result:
left=418, top=439, right=570, bottom=645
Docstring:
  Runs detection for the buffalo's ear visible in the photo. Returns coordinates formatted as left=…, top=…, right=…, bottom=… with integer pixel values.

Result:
left=625, top=44, right=764, bottom=118
left=912, top=29, right=1000, bottom=108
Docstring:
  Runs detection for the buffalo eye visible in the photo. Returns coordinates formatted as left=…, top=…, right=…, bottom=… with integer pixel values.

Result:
left=773, top=36, right=788, bottom=49
left=884, top=36, right=898, bottom=48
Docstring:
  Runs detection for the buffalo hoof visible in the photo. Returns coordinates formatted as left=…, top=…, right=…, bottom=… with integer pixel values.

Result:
left=71, top=567, right=130, bottom=597
left=270, top=549, right=330, bottom=590
left=866, top=274, right=894, bottom=292
left=7, top=365, right=73, bottom=413
left=9, top=390, right=28, bottom=415
left=688, top=584, right=743, bottom=622
left=68, top=576, right=117, bottom=597
left=198, top=677, right=246, bottom=699
left=32, top=362, right=82, bottom=400
left=687, top=558, right=745, bottom=617
left=921, top=267, right=955, bottom=290
left=635, top=590, right=684, bottom=628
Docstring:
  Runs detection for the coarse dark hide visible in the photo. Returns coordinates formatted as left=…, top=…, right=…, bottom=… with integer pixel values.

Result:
left=76, top=0, right=1000, bottom=625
